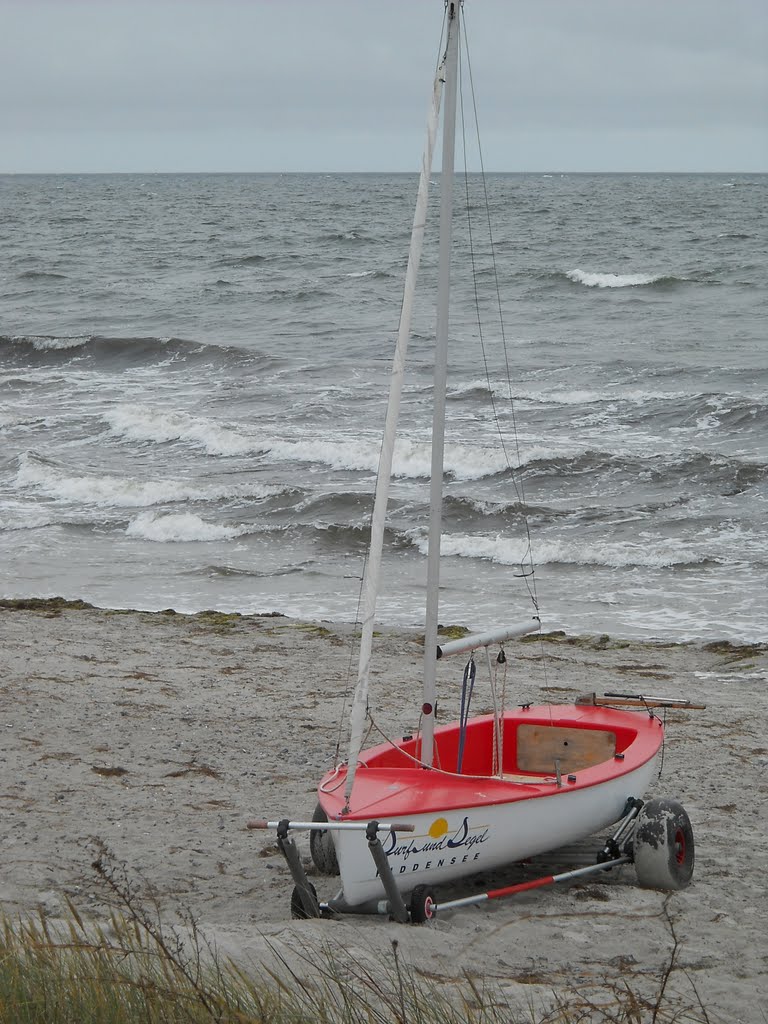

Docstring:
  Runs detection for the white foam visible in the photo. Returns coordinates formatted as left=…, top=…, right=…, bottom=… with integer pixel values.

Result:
left=15, top=453, right=280, bottom=507
left=409, top=531, right=731, bottom=570
left=566, top=269, right=665, bottom=289
left=257, top=434, right=510, bottom=481
left=443, top=445, right=510, bottom=481
left=106, top=406, right=512, bottom=479
left=99, top=405, right=681, bottom=484
left=126, top=511, right=245, bottom=543
left=264, top=436, right=379, bottom=474
left=0, top=506, right=56, bottom=530
left=11, top=334, right=90, bottom=351
left=105, top=405, right=259, bottom=457
left=449, top=379, right=692, bottom=408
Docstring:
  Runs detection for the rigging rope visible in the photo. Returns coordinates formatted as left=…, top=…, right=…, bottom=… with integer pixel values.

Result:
left=490, top=646, right=508, bottom=775
left=459, top=9, right=540, bottom=617
left=456, top=655, right=476, bottom=773
left=459, top=9, right=552, bottom=702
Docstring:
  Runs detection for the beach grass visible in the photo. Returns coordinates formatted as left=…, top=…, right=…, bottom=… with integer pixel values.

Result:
left=0, top=845, right=714, bottom=1024
left=0, top=909, right=715, bottom=1024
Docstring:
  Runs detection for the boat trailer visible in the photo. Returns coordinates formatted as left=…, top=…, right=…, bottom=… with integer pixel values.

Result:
left=248, top=795, right=682, bottom=925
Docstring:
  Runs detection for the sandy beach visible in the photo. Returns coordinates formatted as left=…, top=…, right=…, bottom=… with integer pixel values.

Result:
left=1, top=599, right=766, bottom=1020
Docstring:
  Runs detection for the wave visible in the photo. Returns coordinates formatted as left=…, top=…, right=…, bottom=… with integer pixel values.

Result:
left=516, top=437, right=767, bottom=474
left=0, top=334, right=268, bottom=370
left=291, top=490, right=533, bottom=526
left=197, top=563, right=305, bottom=579
left=448, top=379, right=732, bottom=413
left=446, top=380, right=768, bottom=421
left=345, top=269, right=391, bottom=280
left=265, top=285, right=331, bottom=303
left=410, top=530, right=759, bottom=570
left=683, top=394, right=768, bottom=433
left=651, top=450, right=767, bottom=489
left=105, top=406, right=262, bottom=457
left=219, top=254, right=269, bottom=266
left=14, top=452, right=283, bottom=507
left=271, top=436, right=511, bottom=481
left=0, top=503, right=58, bottom=531
left=525, top=389, right=768, bottom=435
left=292, top=489, right=376, bottom=520
left=125, top=511, right=248, bottom=543
left=2, top=334, right=91, bottom=352
left=0, top=411, right=47, bottom=429
left=103, top=400, right=768, bottom=487
left=320, top=230, right=372, bottom=243
left=448, top=379, right=621, bottom=406
left=565, top=269, right=683, bottom=289
left=17, top=270, right=67, bottom=281
left=104, top=405, right=512, bottom=480
left=442, top=493, right=553, bottom=521
left=125, top=513, right=370, bottom=547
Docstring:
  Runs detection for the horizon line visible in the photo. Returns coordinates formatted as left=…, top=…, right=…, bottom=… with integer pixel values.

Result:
left=1, top=168, right=766, bottom=177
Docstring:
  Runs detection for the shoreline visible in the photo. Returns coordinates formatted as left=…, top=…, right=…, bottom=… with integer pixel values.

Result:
left=2, top=595, right=766, bottom=649
left=2, top=600, right=766, bottom=1016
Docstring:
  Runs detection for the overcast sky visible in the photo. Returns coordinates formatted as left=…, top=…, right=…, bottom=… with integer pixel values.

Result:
left=2, top=0, right=766, bottom=174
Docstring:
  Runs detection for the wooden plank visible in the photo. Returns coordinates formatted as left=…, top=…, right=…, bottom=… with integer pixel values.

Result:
left=516, top=724, right=616, bottom=774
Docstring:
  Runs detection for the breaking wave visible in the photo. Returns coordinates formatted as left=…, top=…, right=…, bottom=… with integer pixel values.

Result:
left=105, top=406, right=260, bottom=457
left=126, top=511, right=248, bottom=543
left=3, top=334, right=91, bottom=352
left=104, top=406, right=513, bottom=480
left=565, top=269, right=682, bottom=289
left=15, top=452, right=282, bottom=507
left=410, top=531, right=752, bottom=570
left=1, top=334, right=266, bottom=370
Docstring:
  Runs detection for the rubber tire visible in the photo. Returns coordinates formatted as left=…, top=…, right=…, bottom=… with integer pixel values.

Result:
left=633, top=797, right=694, bottom=890
left=409, top=885, right=436, bottom=925
left=290, top=881, right=320, bottom=919
left=309, top=802, right=340, bottom=876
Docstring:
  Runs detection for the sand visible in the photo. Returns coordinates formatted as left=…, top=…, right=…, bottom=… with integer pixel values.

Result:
left=1, top=600, right=766, bottom=1020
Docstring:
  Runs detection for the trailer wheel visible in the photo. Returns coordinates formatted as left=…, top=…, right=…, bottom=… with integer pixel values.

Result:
left=409, top=885, right=436, bottom=924
left=309, top=803, right=339, bottom=876
left=290, top=881, right=320, bottom=919
left=633, top=798, right=694, bottom=890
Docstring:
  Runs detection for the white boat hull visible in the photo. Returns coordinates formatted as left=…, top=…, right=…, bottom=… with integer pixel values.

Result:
left=330, top=753, right=659, bottom=906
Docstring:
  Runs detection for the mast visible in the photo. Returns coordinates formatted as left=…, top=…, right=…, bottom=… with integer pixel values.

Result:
left=342, top=48, right=446, bottom=809
left=421, top=0, right=460, bottom=768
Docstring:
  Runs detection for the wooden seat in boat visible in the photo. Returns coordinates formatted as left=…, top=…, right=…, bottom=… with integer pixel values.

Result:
left=516, top=724, right=616, bottom=774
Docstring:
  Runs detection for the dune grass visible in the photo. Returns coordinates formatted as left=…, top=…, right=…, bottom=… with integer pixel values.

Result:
left=0, top=843, right=715, bottom=1024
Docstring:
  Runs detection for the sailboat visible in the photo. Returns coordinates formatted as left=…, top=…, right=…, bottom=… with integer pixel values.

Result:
left=252, top=1, right=696, bottom=922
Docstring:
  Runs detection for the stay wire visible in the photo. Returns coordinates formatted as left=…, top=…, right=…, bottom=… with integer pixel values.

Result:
left=460, top=11, right=550, bottom=699
left=459, top=12, right=539, bottom=616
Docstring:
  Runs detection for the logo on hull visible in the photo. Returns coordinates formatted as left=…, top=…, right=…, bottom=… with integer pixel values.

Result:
left=380, top=816, right=490, bottom=876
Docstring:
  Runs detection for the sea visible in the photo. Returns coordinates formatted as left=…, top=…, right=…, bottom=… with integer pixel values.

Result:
left=1, top=172, right=766, bottom=643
